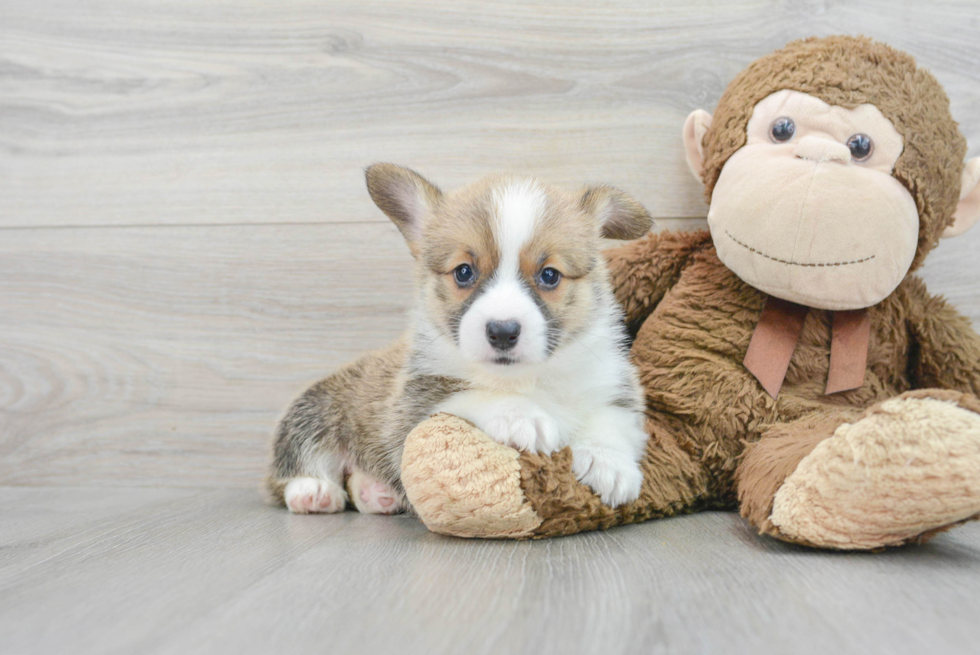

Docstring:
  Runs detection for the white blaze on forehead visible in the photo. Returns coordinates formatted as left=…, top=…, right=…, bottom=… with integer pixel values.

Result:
left=493, top=181, right=546, bottom=274
left=453, top=180, right=550, bottom=366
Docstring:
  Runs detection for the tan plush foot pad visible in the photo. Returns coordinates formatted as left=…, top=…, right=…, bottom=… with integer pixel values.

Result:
left=401, top=413, right=543, bottom=538
left=771, top=396, right=980, bottom=549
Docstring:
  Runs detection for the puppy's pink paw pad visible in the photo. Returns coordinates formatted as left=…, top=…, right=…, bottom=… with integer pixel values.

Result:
left=351, top=474, right=403, bottom=515
left=284, top=478, right=346, bottom=514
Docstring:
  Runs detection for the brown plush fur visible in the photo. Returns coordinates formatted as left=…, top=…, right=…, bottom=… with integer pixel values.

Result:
left=400, top=36, right=980, bottom=547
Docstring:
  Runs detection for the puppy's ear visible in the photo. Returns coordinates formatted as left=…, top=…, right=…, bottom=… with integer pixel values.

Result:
left=580, top=186, right=653, bottom=240
left=365, top=163, right=442, bottom=255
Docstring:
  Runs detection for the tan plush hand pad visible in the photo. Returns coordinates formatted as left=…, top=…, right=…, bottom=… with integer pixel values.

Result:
left=401, top=413, right=542, bottom=538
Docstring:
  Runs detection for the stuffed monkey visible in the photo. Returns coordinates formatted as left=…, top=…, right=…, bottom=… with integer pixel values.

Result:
left=398, top=36, right=980, bottom=548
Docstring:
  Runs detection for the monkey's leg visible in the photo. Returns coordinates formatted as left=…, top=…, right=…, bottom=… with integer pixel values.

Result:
left=737, top=391, right=980, bottom=550
left=400, top=412, right=712, bottom=539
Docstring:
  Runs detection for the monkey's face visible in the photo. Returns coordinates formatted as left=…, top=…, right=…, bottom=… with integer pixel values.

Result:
left=706, top=90, right=919, bottom=310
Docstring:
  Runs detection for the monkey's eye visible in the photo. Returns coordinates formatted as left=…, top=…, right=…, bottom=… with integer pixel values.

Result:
left=769, top=117, right=796, bottom=142
left=453, top=263, right=476, bottom=287
left=846, top=134, right=874, bottom=161
left=538, top=267, right=562, bottom=289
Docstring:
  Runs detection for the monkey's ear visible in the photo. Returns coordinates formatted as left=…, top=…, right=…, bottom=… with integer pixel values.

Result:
left=944, top=157, right=980, bottom=238
left=682, top=109, right=713, bottom=182
left=365, top=163, right=442, bottom=255
left=580, top=186, right=653, bottom=240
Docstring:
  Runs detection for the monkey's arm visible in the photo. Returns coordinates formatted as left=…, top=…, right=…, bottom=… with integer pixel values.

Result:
left=907, top=282, right=980, bottom=395
left=604, top=229, right=711, bottom=336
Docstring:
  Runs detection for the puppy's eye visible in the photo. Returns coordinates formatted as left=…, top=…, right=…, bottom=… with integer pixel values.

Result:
left=453, top=263, right=476, bottom=287
left=538, top=267, right=561, bottom=289
left=770, top=117, right=796, bottom=143
left=846, top=133, right=874, bottom=161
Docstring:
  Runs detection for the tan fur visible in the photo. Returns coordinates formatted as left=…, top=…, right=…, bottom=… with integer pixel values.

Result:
left=523, top=190, right=599, bottom=279
left=366, top=163, right=443, bottom=255
left=580, top=186, right=653, bottom=241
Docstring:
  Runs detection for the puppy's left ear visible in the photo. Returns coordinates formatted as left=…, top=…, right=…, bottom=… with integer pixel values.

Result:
left=580, top=186, right=654, bottom=240
left=366, top=163, right=442, bottom=255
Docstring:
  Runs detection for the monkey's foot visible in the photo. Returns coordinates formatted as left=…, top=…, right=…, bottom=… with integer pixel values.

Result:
left=770, top=391, right=980, bottom=549
left=401, top=413, right=543, bottom=538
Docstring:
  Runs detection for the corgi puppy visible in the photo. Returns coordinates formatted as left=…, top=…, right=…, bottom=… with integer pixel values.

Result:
left=266, top=164, right=652, bottom=514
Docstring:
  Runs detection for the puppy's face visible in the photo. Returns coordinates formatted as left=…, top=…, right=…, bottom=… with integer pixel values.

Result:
left=366, top=164, right=652, bottom=369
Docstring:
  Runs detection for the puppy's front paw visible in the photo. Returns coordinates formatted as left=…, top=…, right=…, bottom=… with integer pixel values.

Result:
left=482, top=400, right=563, bottom=454
left=571, top=445, right=643, bottom=507
left=284, top=477, right=347, bottom=514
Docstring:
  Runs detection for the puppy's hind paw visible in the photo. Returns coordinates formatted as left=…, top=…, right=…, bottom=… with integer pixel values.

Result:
left=347, top=468, right=405, bottom=515
left=571, top=445, right=643, bottom=508
left=284, top=477, right=347, bottom=514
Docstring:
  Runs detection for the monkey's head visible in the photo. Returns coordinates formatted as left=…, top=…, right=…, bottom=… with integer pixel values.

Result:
left=684, top=36, right=980, bottom=310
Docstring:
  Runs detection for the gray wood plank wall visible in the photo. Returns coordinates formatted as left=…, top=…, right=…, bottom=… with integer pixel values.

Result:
left=2, top=0, right=979, bottom=488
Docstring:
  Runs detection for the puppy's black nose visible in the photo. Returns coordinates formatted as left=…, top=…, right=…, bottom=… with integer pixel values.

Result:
left=486, top=320, right=521, bottom=351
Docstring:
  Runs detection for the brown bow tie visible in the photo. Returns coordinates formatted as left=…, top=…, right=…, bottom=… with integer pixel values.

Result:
left=743, top=296, right=871, bottom=398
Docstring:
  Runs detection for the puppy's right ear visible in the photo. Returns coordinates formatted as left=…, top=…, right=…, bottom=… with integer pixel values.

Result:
left=365, top=163, right=442, bottom=256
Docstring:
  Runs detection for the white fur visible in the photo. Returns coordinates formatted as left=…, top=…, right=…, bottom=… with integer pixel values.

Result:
left=571, top=405, right=647, bottom=507
left=494, top=181, right=544, bottom=272
left=284, top=477, right=347, bottom=514
left=437, top=393, right=565, bottom=453
left=457, top=279, right=550, bottom=364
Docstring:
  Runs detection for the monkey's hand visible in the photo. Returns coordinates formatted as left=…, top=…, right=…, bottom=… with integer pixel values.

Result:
left=604, top=229, right=711, bottom=335
left=908, top=281, right=980, bottom=396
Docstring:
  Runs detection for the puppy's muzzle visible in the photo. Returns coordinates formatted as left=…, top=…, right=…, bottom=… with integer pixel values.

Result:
left=486, top=320, right=521, bottom=351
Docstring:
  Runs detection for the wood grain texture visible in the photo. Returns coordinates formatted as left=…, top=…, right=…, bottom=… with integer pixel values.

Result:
left=3, top=0, right=980, bottom=227
left=0, top=222, right=414, bottom=487
left=2, top=487, right=980, bottom=655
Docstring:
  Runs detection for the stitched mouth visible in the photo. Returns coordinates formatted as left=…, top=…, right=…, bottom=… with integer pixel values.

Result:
left=724, top=229, right=875, bottom=268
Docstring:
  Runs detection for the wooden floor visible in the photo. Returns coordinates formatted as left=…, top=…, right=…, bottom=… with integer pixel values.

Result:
left=4, top=1, right=980, bottom=653
left=2, top=486, right=979, bottom=655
